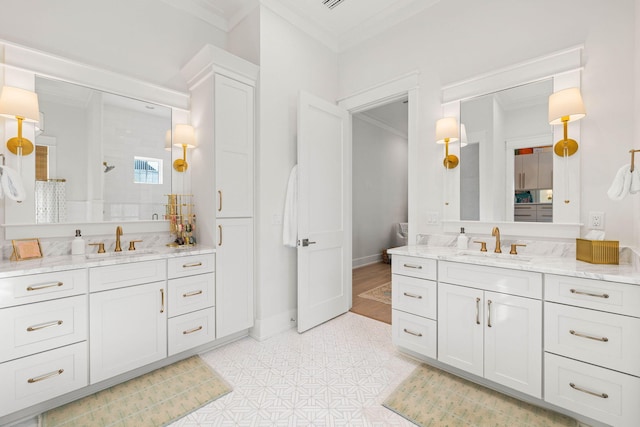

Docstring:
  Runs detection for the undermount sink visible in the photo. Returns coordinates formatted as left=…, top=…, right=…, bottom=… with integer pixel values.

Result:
left=455, top=250, right=533, bottom=263
left=85, top=249, right=154, bottom=259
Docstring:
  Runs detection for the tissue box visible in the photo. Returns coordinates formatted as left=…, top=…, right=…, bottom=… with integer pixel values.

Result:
left=576, top=239, right=619, bottom=264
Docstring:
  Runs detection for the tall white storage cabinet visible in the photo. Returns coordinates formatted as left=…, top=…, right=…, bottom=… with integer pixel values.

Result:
left=181, top=45, right=258, bottom=340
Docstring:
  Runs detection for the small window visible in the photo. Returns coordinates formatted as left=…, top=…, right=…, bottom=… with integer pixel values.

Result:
left=134, top=157, right=163, bottom=184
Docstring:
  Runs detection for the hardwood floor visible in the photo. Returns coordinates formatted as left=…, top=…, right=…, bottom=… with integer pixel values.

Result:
left=350, top=262, right=392, bottom=324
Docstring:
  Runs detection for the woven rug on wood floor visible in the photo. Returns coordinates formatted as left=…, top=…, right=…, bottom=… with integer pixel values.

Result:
left=383, top=363, right=577, bottom=427
left=357, top=282, right=392, bottom=305
left=40, top=356, right=232, bottom=427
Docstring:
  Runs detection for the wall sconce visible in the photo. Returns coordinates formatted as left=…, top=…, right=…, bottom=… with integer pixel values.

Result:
left=172, top=124, right=196, bottom=172
left=0, top=86, right=40, bottom=157
left=548, top=87, right=586, bottom=157
left=436, top=117, right=460, bottom=169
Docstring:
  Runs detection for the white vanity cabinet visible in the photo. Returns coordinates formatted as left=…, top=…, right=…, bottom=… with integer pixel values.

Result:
left=0, top=269, right=88, bottom=417
left=167, top=254, right=216, bottom=356
left=437, top=261, right=543, bottom=398
left=89, top=260, right=167, bottom=384
left=543, top=274, right=640, bottom=427
left=391, top=255, right=438, bottom=359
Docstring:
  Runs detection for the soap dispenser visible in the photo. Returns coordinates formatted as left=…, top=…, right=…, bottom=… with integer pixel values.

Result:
left=71, top=229, right=85, bottom=255
left=457, top=227, right=469, bottom=249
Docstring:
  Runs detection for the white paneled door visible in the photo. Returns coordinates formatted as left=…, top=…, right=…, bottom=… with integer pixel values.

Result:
left=297, top=92, right=351, bottom=333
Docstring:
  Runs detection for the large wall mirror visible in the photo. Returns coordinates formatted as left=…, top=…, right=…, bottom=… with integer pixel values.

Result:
left=441, top=47, right=583, bottom=237
left=27, top=76, right=172, bottom=225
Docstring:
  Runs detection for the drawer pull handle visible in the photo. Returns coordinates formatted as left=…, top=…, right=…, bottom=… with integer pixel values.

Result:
left=183, top=325, right=203, bottom=335
left=569, top=382, right=609, bottom=399
left=160, top=288, right=165, bottom=313
left=218, top=190, right=223, bottom=212
left=27, top=320, right=63, bottom=332
left=183, top=262, right=203, bottom=268
left=403, top=292, right=422, bottom=299
left=27, top=282, right=63, bottom=291
left=28, top=369, right=64, bottom=384
left=183, top=290, right=203, bottom=298
left=570, top=289, right=609, bottom=299
left=403, top=264, right=422, bottom=269
left=476, top=297, right=481, bottom=325
left=403, top=328, right=422, bottom=337
left=487, top=300, right=493, bottom=328
left=570, top=330, right=609, bottom=342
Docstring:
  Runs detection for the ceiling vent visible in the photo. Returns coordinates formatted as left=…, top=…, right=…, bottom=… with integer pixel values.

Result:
left=323, top=0, right=347, bottom=10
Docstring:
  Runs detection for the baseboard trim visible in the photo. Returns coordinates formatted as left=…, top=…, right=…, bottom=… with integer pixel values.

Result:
left=352, top=253, right=382, bottom=268
left=250, top=309, right=297, bottom=341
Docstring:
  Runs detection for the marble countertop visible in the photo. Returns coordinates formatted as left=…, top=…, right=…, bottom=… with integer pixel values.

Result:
left=388, top=245, right=640, bottom=286
left=0, top=245, right=215, bottom=278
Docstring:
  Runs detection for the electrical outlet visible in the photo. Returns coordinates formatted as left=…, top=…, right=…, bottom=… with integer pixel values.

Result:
left=588, top=211, right=605, bottom=230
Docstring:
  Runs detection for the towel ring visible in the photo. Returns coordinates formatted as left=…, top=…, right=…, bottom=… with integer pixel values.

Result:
left=630, top=149, right=640, bottom=172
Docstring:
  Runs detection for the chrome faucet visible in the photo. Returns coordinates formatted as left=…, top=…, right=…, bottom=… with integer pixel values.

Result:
left=115, top=226, right=123, bottom=252
left=491, top=227, right=501, bottom=253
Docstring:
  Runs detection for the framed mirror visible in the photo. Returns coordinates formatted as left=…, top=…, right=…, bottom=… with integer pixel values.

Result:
left=440, top=47, right=583, bottom=237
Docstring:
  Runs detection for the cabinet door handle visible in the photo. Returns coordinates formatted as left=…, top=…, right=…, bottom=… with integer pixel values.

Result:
left=218, top=190, right=222, bottom=212
left=182, top=262, right=203, bottom=268
left=403, top=263, right=422, bottom=269
left=403, top=328, right=422, bottom=337
left=570, top=382, right=609, bottom=399
left=183, top=325, right=203, bottom=335
left=27, top=281, right=63, bottom=291
left=570, top=330, right=609, bottom=342
left=403, top=292, right=422, bottom=299
left=28, top=369, right=64, bottom=383
left=218, top=225, right=223, bottom=247
left=160, top=288, right=165, bottom=313
left=475, top=297, right=481, bottom=325
left=570, top=289, right=609, bottom=299
left=27, top=320, right=63, bottom=332
left=183, top=290, right=203, bottom=298
left=487, top=300, right=492, bottom=327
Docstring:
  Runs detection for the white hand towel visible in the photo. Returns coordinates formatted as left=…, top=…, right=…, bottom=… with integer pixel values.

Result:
left=283, top=165, right=298, bottom=248
left=607, top=164, right=631, bottom=200
left=630, top=168, right=640, bottom=194
left=0, top=165, right=26, bottom=202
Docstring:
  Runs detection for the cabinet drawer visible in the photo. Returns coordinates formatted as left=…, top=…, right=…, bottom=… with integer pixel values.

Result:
left=391, top=309, right=437, bottom=359
left=89, top=259, right=166, bottom=292
left=439, top=261, right=542, bottom=299
left=0, top=295, right=87, bottom=363
left=545, top=302, right=640, bottom=376
left=0, top=342, right=88, bottom=417
left=544, top=353, right=640, bottom=427
left=0, top=269, right=87, bottom=308
left=168, top=273, right=215, bottom=318
left=167, top=253, right=215, bottom=279
left=392, top=274, right=436, bottom=319
left=168, top=307, right=215, bottom=356
left=392, top=255, right=437, bottom=280
left=545, top=274, right=640, bottom=317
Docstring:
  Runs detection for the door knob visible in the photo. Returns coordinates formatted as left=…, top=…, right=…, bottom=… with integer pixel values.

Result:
left=301, top=238, right=316, bottom=247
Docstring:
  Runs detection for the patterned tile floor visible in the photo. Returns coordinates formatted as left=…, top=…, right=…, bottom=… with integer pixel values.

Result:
left=170, top=312, right=419, bottom=426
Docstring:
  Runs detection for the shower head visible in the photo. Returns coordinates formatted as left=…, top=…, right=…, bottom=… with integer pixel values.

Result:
left=103, top=162, right=115, bottom=173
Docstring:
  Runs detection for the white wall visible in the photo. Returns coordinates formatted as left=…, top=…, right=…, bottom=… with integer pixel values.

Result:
left=338, top=0, right=638, bottom=246
left=352, top=115, right=408, bottom=267
left=253, top=6, right=339, bottom=338
left=0, top=0, right=226, bottom=92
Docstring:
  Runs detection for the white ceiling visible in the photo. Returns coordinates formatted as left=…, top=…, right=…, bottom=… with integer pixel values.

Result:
left=161, top=0, right=440, bottom=52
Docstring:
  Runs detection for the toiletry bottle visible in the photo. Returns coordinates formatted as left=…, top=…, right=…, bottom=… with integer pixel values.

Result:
left=457, top=227, right=469, bottom=249
left=71, top=229, right=85, bottom=255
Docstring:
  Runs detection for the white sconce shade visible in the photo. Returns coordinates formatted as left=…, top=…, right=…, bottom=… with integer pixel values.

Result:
left=548, top=87, right=586, bottom=125
left=435, top=117, right=459, bottom=144
left=0, top=86, right=40, bottom=122
left=173, top=124, right=196, bottom=148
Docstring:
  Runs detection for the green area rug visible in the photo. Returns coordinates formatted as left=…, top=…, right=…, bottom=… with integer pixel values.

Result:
left=41, top=356, right=231, bottom=427
left=384, top=363, right=576, bottom=427
left=358, top=282, right=392, bottom=305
